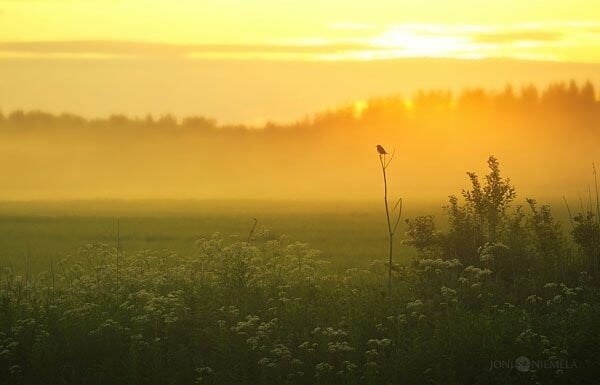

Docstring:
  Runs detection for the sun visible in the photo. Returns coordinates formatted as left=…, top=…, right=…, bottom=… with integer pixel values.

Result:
left=370, top=27, right=473, bottom=58
left=353, top=100, right=368, bottom=118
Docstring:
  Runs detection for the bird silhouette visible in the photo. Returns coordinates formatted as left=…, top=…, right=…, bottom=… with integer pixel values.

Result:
left=376, top=144, right=388, bottom=155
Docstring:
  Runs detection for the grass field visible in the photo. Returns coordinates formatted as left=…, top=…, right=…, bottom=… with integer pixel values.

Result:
left=2, top=188, right=598, bottom=385
left=0, top=199, right=446, bottom=273
left=0, top=197, right=576, bottom=273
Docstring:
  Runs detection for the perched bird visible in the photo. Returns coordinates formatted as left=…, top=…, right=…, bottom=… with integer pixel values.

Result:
left=376, top=144, right=388, bottom=155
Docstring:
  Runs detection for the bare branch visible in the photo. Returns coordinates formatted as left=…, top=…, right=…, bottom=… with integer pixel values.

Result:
left=384, top=148, right=396, bottom=168
left=392, top=198, right=403, bottom=235
left=392, top=196, right=402, bottom=212
left=247, top=217, right=258, bottom=243
left=376, top=144, right=402, bottom=295
left=594, top=163, right=600, bottom=223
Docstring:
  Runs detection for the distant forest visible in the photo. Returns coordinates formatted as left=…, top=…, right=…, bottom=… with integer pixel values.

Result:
left=0, top=81, right=598, bottom=200
left=0, top=80, right=598, bottom=133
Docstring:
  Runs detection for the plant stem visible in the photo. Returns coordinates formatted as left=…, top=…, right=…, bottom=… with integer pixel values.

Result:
left=593, top=163, right=599, bottom=224
left=562, top=196, right=575, bottom=231
left=116, top=218, right=120, bottom=294
left=380, top=154, right=393, bottom=294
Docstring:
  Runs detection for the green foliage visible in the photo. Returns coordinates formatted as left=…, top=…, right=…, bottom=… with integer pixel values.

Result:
left=526, top=199, right=571, bottom=278
left=1, top=229, right=599, bottom=385
left=447, top=156, right=516, bottom=263
left=404, top=215, right=441, bottom=257
left=463, top=156, right=517, bottom=242
left=1, top=158, right=599, bottom=384
left=406, top=156, right=572, bottom=281
left=572, top=212, right=600, bottom=276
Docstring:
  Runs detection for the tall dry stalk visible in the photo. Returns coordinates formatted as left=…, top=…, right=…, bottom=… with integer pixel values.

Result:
left=594, top=163, right=599, bottom=223
left=247, top=217, right=258, bottom=243
left=377, top=146, right=403, bottom=294
left=116, top=218, right=120, bottom=293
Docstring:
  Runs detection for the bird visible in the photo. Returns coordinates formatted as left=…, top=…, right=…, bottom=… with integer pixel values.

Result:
left=376, top=144, right=388, bottom=155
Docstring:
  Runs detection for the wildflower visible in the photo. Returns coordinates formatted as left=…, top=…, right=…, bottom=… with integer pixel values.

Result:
left=298, top=341, right=310, bottom=350
left=327, top=341, right=355, bottom=353
left=367, top=338, right=391, bottom=348
left=365, top=349, right=379, bottom=360
left=270, top=344, right=291, bottom=360
left=406, top=299, right=423, bottom=310
left=526, top=295, right=542, bottom=304
left=342, top=360, right=358, bottom=372
left=196, top=366, right=214, bottom=376
left=258, top=357, right=273, bottom=366
left=553, top=295, right=563, bottom=303
left=315, top=362, right=334, bottom=376
left=440, top=286, right=457, bottom=298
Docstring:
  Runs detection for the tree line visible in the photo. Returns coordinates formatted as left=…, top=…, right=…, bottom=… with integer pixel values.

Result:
left=0, top=80, right=598, bottom=135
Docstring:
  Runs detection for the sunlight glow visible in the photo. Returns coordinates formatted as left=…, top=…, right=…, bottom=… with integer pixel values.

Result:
left=0, top=0, right=598, bottom=63
left=371, top=29, right=470, bottom=58
left=353, top=100, right=368, bottom=118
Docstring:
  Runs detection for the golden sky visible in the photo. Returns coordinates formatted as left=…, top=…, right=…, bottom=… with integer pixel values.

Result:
left=1, top=0, right=599, bottom=62
left=0, top=1, right=599, bottom=201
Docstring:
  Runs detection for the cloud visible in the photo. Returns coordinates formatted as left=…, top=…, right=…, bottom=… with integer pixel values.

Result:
left=0, top=22, right=596, bottom=62
left=0, top=40, right=373, bottom=58
left=472, top=31, right=563, bottom=44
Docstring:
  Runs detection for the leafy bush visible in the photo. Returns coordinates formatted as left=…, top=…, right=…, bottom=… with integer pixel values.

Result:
left=573, top=212, right=600, bottom=277
left=406, top=156, right=572, bottom=281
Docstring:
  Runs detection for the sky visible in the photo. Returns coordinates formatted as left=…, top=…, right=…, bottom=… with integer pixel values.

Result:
left=0, top=0, right=599, bottom=123
left=1, top=0, right=600, bottom=62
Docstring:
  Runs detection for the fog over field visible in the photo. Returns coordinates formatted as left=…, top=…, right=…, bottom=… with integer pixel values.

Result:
left=1, top=56, right=599, bottom=124
left=0, top=78, right=598, bottom=202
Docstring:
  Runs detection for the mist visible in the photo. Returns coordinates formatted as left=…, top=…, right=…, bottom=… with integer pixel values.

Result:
left=1, top=80, right=598, bottom=204
left=1, top=57, right=599, bottom=125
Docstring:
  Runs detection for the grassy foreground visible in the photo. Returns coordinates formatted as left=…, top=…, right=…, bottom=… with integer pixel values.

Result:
left=1, top=233, right=599, bottom=385
left=1, top=158, right=600, bottom=384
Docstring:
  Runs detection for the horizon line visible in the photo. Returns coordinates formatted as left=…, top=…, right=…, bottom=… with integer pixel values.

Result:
left=0, top=79, right=598, bottom=128
left=0, top=38, right=598, bottom=63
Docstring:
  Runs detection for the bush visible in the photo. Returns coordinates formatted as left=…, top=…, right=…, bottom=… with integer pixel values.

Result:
left=406, top=156, right=572, bottom=281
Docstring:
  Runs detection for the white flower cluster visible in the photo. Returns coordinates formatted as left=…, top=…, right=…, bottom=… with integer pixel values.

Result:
left=463, top=266, right=493, bottom=279
left=418, top=258, right=462, bottom=274
left=478, top=242, right=509, bottom=263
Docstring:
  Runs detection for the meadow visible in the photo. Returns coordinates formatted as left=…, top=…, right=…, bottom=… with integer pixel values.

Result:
left=3, top=0, right=600, bottom=382
left=1, top=158, right=599, bottom=384
left=0, top=199, right=433, bottom=273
